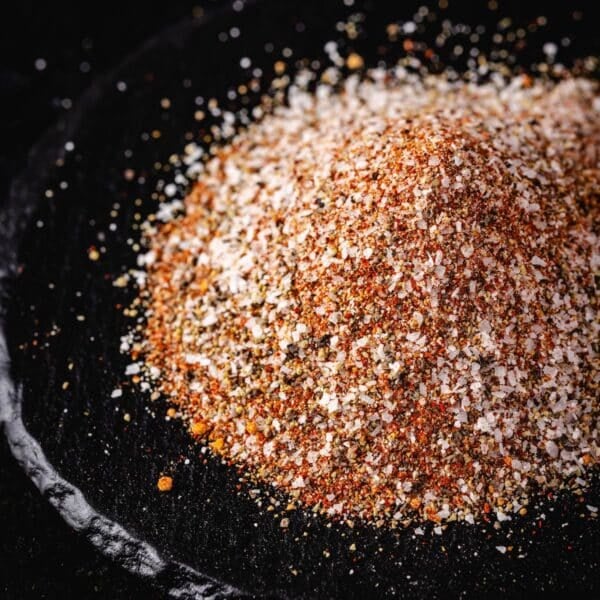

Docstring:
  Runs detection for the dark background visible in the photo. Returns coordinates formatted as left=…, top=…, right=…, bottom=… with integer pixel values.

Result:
left=0, top=3, right=204, bottom=598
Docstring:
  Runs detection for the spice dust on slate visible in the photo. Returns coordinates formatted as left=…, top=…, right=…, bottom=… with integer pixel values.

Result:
left=121, top=71, right=600, bottom=527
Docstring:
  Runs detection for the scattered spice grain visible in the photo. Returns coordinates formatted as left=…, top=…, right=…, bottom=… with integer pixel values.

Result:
left=157, top=475, right=173, bottom=492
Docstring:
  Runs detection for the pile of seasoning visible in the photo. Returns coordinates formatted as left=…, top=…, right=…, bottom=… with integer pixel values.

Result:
left=123, top=71, right=600, bottom=526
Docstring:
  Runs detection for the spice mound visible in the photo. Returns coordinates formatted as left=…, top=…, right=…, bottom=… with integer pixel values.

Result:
left=128, top=75, right=600, bottom=525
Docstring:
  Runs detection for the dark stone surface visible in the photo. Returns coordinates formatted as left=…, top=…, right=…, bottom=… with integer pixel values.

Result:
left=0, top=2, right=201, bottom=598
left=0, top=437, right=164, bottom=599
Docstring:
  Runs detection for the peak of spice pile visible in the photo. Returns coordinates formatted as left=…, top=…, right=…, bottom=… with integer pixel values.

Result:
left=123, top=72, right=600, bottom=526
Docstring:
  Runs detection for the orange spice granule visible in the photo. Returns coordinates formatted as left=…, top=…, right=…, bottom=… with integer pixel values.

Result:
left=157, top=475, right=173, bottom=492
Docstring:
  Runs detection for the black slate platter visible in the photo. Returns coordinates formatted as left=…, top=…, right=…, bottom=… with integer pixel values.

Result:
left=1, top=1, right=599, bottom=598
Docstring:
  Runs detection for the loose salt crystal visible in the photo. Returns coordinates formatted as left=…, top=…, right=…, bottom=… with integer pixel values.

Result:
left=185, top=353, right=210, bottom=365
left=292, top=476, right=306, bottom=488
left=461, top=244, right=474, bottom=258
left=125, top=363, right=140, bottom=375
left=263, top=441, right=274, bottom=457
left=202, top=312, right=218, bottom=327
left=111, top=389, right=123, bottom=399
left=456, top=410, right=468, bottom=424
left=475, top=416, right=491, bottom=433
left=494, top=365, right=506, bottom=378
left=428, top=156, right=440, bottom=167
left=389, top=361, right=402, bottom=376
left=438, top=507, right=451, bottom=519
left=296, top=323, right=308, bottom=335
left=479, top=320, right=492, bottom=334
left=319, top=392, right=339, bottom=413
left=164, top=183, right=177, bottom=197
left=496, top=546, right=507, bottom=554
left=137, top=250, right=157, bottom=267
left=531, top=255, right=546, bottom=267
left=545, top=440, right=559, bottom=458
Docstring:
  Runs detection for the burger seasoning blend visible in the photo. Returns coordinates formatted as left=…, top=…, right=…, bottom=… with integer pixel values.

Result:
left=123, top=74, right=600, bottom=526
